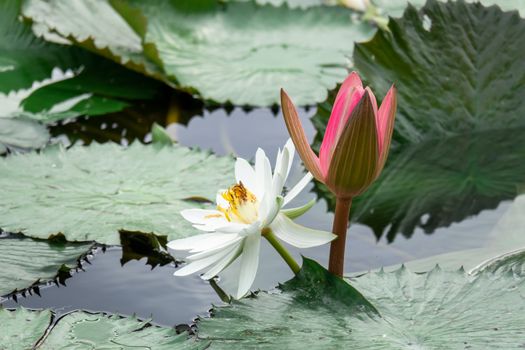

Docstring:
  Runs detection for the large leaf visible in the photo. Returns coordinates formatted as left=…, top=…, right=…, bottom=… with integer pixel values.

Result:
left=0, top=142, right=234, bottom=245
left=0, top=0, right=82, bottom=93
left=0, top=236, right=93, bottom=297
left=0, top=308, right=204, bottom=349
left=354, top=0, right=525, bottom=143
left=373, top=0, right=525, bottom=18
left=123, top=0, right=375, bottom=106
left=0, top=308, right=51, bottom=349
left=198, top=256, right=525, bottom=348
left=21, top=0, right=163, bottom=78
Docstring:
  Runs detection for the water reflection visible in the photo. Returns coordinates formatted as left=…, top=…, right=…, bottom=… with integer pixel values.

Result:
left=1, top=247, right=222, bottom=327
left=311, top=93, right=525, bottom=241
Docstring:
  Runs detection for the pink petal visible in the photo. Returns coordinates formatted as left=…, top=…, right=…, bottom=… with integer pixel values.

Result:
left=376, top=85, right=396, bottom=156
left=280, top=89, right=323, bottom=181
left=319, top=72, right=365, bottom=176
left=374, top=85, right=397, bottom=180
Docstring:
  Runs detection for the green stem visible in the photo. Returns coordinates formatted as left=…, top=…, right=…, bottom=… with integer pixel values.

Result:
left=264, top=229, right=301, bottom=274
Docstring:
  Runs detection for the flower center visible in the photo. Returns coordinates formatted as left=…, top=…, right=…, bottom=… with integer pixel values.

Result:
left=218, top=182, right=259, bottom=224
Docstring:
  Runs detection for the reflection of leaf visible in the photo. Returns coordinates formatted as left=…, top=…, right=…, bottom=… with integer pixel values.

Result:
left=351, top=128, right=525, bottom=241
left=0, top=236, right=93, bottom=297
left=199, top=255, right=525, bottom=348
left=119, top=230, right=175, bottom=268
left=354, top=0, right=525, bottom=143
left=0, top=142, right=234, bottom=245
left=0, top=308, right=204, bottom=349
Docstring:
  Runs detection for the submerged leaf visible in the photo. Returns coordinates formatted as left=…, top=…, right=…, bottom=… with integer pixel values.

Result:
left=0, top=142, right=234, bottom=245
left=0, top=236, right=93, bottom=297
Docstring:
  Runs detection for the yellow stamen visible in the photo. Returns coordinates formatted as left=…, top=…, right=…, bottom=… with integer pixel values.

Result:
left=218, top=182, right=258, bottom=224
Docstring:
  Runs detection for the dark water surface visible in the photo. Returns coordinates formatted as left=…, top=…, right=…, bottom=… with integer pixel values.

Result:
left=0, top=106, right=519, bottom=327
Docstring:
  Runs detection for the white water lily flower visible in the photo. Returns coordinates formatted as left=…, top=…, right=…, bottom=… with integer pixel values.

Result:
left=168, top=140, right=336, bottom=299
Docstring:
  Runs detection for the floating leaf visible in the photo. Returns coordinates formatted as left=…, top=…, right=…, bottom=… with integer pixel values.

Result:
left=199, top=255, right=525, bottom=348
left=0, top=236, right=93, bottom=297
left=0, top=308, right=51, bottom=349
left=354, top=0, right=525, bottom=143
left=373, top=0, right=525, bottom=18
left=21, top=0, right=163, bottom=78
left=135, top=0, right=375, bottom=106
left=0, top=308, right=204, bottom=349
left=0, top=142, right=234, bottom=245
left=39, top=311, right=204, bottom=349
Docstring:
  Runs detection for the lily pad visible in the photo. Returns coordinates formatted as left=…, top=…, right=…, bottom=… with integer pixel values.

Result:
left=0, top=142, right=234, bottom=245
left=0, top=308, right=204, bottom=349
left=198, top=256, right=525, bottom=348
left=0, top=236, right=93, bottom=297
left=138, top=0, right=374, bottom=106
left=0, top=308, right=52, bottom=349
left=354, top=0, right=525, bottom=143
left=373, top=0, right=525, bottom=18
left=0, top=0, right=82, bottom=93
left=39, top=311, right=204, bottom=349
left=21, top=0, right=162, bottom=77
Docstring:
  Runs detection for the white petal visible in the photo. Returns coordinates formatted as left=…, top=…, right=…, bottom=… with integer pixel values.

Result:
left=186, top=236, right=243, bottom=261
left=283, top=172, right=313, bottom=206
left=180, top=209, right=225, bottom=225
left=174, top=247, right=236, bottom=276
left=167, top=233, right=229, bottom=251
left=235, top=157, right=257, bottom=193
left=201, top=244, right=243, bottom=280
left=216, top=190, right=228, bottom=208
left=269, top=213, right=336, bottom=248
left=255, top=148, right=272, bottom=197
left=214, top=222, right=250, bottom=233
left=283, top=139, right=295, bottom=180
left=272, top=148, right=289, bottom=197
left=236, top=234, right=261, bottom=299
left=261, top=196, right=283, bottom=227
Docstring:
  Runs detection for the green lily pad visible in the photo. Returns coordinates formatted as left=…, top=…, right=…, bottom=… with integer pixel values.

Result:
left=0, top=308, right=52, bottom=349
left=0, top=236, right=93, bottom=297
left=39, top=311, right=204, bottom=349
left=354, top=0, right=525, bottom=143
left=0, top=308, right=204, bottom=349
left=198, top=256, right=525, bottom=348
left=0, top=0, right=82, bottom=93
left=21, top=0, right=162, bottom=78
left=373, top=0, right=525, bottom=18
left=0, top=142, right=234, bottom=245
left=137, top=0, right=374, bottom=106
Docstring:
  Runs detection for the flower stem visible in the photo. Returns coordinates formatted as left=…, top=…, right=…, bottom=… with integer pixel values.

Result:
left=328, top=197, right=352, bottom=277
left=264, top=230, right=301, bottom=274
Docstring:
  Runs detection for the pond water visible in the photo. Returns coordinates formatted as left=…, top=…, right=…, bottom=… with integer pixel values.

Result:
left=0, top=102, right=519, bottom=327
